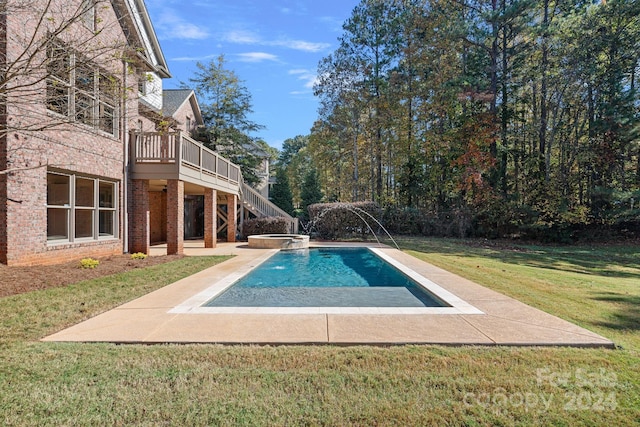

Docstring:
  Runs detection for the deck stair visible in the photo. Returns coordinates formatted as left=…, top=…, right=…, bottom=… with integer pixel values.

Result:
left=240, top=181, right=298, bottom=233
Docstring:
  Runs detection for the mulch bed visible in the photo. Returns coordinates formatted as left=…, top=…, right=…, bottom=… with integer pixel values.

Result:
left=0, top=254, right=184, bottom=298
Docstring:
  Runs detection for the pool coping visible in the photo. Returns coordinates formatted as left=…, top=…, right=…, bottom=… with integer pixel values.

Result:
left=41, top=241, right=615, bottom=347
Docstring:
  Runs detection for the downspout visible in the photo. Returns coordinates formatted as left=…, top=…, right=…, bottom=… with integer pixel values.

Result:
left=239, top=178, right=244, bottom=238
left=122, top=59, right=129, bottom=253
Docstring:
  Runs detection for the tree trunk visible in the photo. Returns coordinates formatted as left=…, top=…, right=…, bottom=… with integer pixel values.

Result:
left=489, top=0, right=499, bottom=161
left=500, top=0, right=509, bottom=195
left=538, top=0, right=549, bottom=182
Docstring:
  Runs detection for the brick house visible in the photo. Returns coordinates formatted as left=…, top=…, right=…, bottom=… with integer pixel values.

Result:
left=0, top=0, right=150, bottom=266
left=0, top=0, right=295, bottom=266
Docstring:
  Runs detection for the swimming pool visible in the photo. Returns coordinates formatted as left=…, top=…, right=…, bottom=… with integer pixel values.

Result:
left=170, top=245, right=483, bottom=315
left=204, top=247, right=445, bottom=307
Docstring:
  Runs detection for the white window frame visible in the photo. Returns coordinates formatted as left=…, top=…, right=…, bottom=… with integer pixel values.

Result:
left=46, top=42, right=120, bottom=137
left=47, top=172, right=119, bottom=244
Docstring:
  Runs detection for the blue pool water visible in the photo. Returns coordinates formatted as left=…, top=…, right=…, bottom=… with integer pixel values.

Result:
left=204, top=248, right=446, bottom=307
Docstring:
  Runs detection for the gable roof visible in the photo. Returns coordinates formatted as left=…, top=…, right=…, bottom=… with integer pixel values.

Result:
left=111, top=0, right=171, bottom=78
left=163, top=89, right=204, bottom=126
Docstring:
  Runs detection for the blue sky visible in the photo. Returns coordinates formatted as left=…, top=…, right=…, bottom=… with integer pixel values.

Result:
left=145, top=0, right=360, bottom=150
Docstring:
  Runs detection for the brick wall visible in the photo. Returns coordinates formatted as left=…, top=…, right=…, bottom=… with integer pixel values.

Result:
left=0, top=172, right=6, bottom=263
left=129, top=179, right=149, bottom=255
left=0, top=0, right=144, bottom=265
left=166, top=179, right=184, bottom=255
left=204, top=188, right=217, bottom=248
left=2, top=129, right=126, bottom=266
left=149, top=190, right=167, bottom=243
left=0, top=10, right=7, bottom=263
left=7, top=240, right=122, bottom=267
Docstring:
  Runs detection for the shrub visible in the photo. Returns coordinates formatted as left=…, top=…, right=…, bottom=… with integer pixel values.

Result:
left=242, top=217, right=291, bottom=239
left=308, top=202, right=382, bottom=240
left=130, top=252, right=147, bottom=260
left=381, top=207, right=447, bottom=236
left=381, top=206, right=474, bottom=238
left=79, top=258, right=99, bottom=269
left=382, top=207, right=423, bottom=235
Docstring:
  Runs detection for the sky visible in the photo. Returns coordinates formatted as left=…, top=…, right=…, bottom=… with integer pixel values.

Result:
left=145, top=0, right=360, bottom=151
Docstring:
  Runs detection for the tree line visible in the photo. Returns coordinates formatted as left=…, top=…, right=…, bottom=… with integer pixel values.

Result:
left=290, top=0, right=640, bottom=239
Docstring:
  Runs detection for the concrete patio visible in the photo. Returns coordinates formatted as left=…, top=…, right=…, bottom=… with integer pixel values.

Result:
left=42, top=241, right=615, bottom=347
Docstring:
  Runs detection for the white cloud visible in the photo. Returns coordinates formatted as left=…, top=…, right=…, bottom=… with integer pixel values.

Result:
left=289, top=69, right=318, bottom=89
left=172, top=22, right=210, bottom=40
left=224, top=30, right=262, bottom=44
left=273, top=39, right=329, bottom=53
left=154, top=10, right=210, bottom=40
left=236, top=52, right=279, bottom=63
left=171, top=54, right=218, bottom=62
left=223, top=30, right=329, bottom=53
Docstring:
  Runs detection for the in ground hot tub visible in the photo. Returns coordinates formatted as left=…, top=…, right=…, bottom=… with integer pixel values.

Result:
left=248, top=234, right=310, bottom=250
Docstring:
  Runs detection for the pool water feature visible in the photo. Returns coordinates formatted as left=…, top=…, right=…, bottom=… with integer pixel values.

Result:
left=205, top=248, right=444, bottom=308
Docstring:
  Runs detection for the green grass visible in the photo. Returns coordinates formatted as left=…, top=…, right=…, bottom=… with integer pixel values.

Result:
left=1, top=242, right=639, bottom=426
left=396, top=237, right=640, bottom=351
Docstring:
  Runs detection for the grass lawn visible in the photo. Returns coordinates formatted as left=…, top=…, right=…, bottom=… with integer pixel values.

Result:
left=1, top=240, right=638, bottom=425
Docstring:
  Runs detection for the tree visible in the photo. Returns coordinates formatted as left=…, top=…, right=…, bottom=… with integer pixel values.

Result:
left=187, top=55, right=265, bottom=185
left=277, top=135, right=311, bottom=207
left=270, top=167, right=294, bottom=215
left=300, top=168, right=323, bottom=220
left=278, top=135, right=308, bottom=167
left=314, top=50, right=369, bottom=202
left=314, top=0, right=398, bottom=203
left=310, top=0, right=640, bottom=238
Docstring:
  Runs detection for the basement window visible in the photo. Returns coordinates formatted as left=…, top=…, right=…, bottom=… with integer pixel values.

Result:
left=47, top=172, right=118, bottom=242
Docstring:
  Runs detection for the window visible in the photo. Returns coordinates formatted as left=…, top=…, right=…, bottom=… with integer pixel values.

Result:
left=46, top=41, right=119, bottom=136
left=75, top=177, right=94, bottom=239
left=46, top=44, right=70, bottom=116
left=47, top=172, right=118, bottom=242
left=47, top=174, right=70, bottom=241
left=138, top=77, right=147, bottom=96
left=98, top=73, right=117, bottom=133
left=186, top=116, right=191, bottom=132
left=82, top=0, right=96, bottom=31
left=98, top=181, right=116, bottom=237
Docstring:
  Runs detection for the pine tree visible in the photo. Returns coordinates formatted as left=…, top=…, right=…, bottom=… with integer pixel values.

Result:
left=300, top=169, right=323, bottom=220
left=188, top=55, right=264, bottom=185
left=270, top=168, right=294, bottom=215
